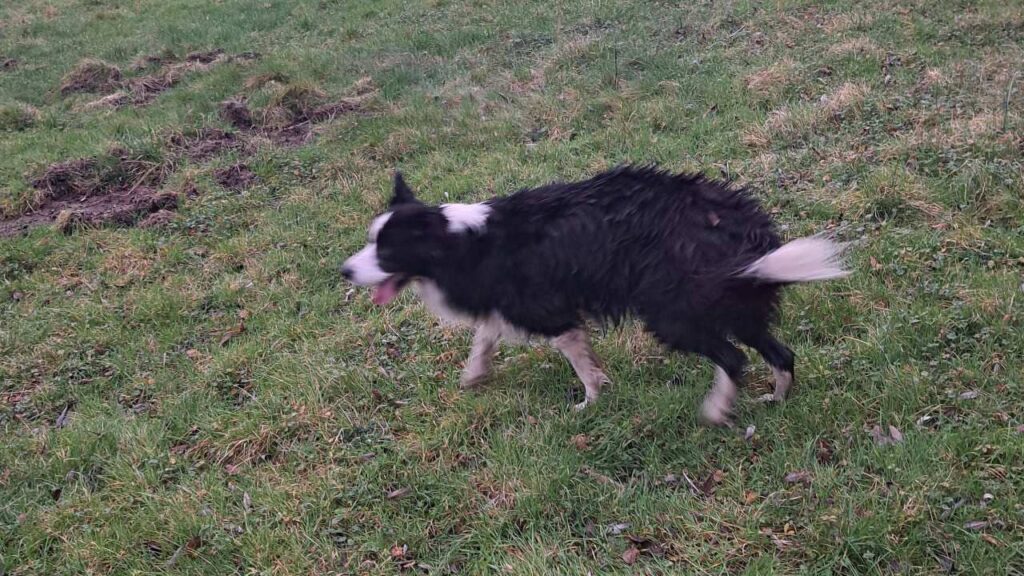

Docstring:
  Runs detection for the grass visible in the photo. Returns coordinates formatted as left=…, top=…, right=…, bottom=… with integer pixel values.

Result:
left=1, top=0, right=1023, bottom=573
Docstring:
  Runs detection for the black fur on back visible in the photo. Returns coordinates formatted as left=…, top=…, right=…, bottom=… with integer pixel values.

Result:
left=375, top=165, right=798, bottom=385
left=422, top=166, right=780, bottom=332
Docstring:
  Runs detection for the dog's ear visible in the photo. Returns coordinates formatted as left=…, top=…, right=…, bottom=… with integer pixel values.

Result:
left=390, top=172, right=419, bottom=207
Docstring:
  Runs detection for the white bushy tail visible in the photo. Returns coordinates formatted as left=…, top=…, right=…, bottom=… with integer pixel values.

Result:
left=740, top=236, right=850, bottom=283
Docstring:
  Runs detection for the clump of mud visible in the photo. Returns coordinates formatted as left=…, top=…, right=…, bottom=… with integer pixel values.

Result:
left=59, top=59, right=123, bottom=95
left=0, top=148, right=176, bottom=237
left=166, top=128, right=243, bottom=161
left=67, top=50, right=259, bottom=109
left=213, top=163, right=258, bottom=191
left=218, top=77, right=375, bottom=147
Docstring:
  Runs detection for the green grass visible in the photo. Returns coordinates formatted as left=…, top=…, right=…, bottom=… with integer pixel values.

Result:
left=2, top=0, right=1023, bottom=573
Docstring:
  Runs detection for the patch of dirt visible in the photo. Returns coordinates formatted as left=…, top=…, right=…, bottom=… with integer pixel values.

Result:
left=218, top=78, right=374, bottom=148
left=219, top=99, right=253, bottom=129
left=137, top=209, right=177, bottom=229
left=0, top=148, right=175, bottom=237
left=214, top=163, right=257, bottom=191
left=1, top=188, right=177, bottom=237
left=59, top=59, right=123, bottom=95
left=71, top=50, right=259, bottom=109
left=167, top=128, right=243, bottom=161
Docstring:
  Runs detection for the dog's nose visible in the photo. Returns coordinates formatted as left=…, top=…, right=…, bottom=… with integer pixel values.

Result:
left=340, top=266, right=353, bottom=281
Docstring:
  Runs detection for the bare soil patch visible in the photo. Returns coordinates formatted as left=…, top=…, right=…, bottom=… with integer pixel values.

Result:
left=66, top=50, right=259, bottom=109
left=213, top=163, right=257, bottom=191
left=0, top=149, right=175, bottom=237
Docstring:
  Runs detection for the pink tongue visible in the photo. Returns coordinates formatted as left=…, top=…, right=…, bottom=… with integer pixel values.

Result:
left=371, top=277, right=400, bottom=305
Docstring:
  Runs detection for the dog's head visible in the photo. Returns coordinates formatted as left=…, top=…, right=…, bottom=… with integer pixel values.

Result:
left=341, top=172, right=489, bottom=305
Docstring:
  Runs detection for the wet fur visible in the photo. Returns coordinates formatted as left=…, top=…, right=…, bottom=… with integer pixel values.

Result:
left=346, top=166, right=848, bottom=421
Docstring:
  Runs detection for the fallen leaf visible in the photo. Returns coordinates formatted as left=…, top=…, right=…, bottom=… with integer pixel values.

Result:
left=958, top=390, right=979, bottom=400
left=55, top=403, right=73, bottom=429
left=784, top=470, right=812, bottom=485
left=699, top=469, right=726, bottom=496
left=981, top=533, right=1002, bottom=546
left=816, top=439, right=835, bottom=464
left=391, top=544, right=408, bottom=559
left=963, top=520, right=989, bottom=531
left=242, top=492, right=252, bottom=512
left=622, top=546, right=640, bottom=565
left=744, top=490, right=758, bottom=504
left=870, top=424, right=904, bottom=446
left=570, top=434, right=591, bottom=451
left=870, top=256, right=883, bottom=270
left=219, top=322, right=245, bottom=346
left=387, top=487, right=412, bottom=500
left=744, top=425, right=756, bottom=441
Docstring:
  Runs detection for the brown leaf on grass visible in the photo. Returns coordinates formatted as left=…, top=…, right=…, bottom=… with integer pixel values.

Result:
left=784, top=470, right=812, bottom=485
left=981, top=533, right=1002, bottom=546
left=569, top=434, right=590, bottom=451
left=699, top=469, right=725, bottom=496
left=391, top=544, right=408, bottom=559
left=744, top=490, right=759, bottom=504
left=55, top=403, right=73, bottom=428
left=816, top=439, right=835, bottom=464
left=387, top=487, right=412, bottom=500
left=870, top=424, right=905, bottom=446
left=621, top=546, right=640, bottom=565
left=870, top=256, right=883, bottom=270
left=219, top=322, right=245, bottom=346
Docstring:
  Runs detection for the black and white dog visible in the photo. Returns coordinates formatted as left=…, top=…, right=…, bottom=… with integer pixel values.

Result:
left=342, top=166, right=848, bottom=425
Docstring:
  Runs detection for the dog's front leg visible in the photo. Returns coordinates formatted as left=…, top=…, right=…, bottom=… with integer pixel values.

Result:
left=552, top=328, right=610, bottom=411
left=460, top=324, right=499, bottom=389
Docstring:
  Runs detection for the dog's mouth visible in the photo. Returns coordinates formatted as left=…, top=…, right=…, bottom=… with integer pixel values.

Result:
left=371, top=275, right=410, bottom=305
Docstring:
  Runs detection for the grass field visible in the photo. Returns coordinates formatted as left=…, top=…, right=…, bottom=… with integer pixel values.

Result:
left=2, top=0, right=1023, bottom=573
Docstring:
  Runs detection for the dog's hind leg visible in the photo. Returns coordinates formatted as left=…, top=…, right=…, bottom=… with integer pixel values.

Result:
left=738, top=331, right=795, bottom=402
left=460, top=322, right=500, bottom=389
left=552, top=328, right=610, bottom=411
left=695, top=341, right=748, bottom=427
left=647, top=317, right=748, bottom=426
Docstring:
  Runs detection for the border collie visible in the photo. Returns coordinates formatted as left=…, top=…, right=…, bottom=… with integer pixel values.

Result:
left=342, top=167, right=849, bottom=425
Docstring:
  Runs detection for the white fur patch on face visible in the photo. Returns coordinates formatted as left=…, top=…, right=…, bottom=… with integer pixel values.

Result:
left=441, top=203, right=491, bottom=233
left=343, top=243, right=390, bottom=286
left=368, top=212, right=393, bottom=243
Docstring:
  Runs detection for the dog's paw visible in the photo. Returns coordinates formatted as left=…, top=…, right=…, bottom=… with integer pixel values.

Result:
left=755, top=392, right=786, bottom=404
left=573, top=397, right=597, bottom=412
left=700, top=395, right=735, bottom=427
left=459, top=373, right=488, bottom=390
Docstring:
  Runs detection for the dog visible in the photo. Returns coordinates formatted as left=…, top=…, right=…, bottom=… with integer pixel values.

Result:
left=342, top=166, right=849, bottom=425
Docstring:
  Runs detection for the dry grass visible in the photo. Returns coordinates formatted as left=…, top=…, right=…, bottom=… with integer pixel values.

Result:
left=743, top=82, right=870, bottom=148
left=819, top=81, right=870, bottom=119
left=743, top=59, right=799, bottom=100
left=827, top=37, right=882, bottom=58
left=821, top=11, right=876, bottom=34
